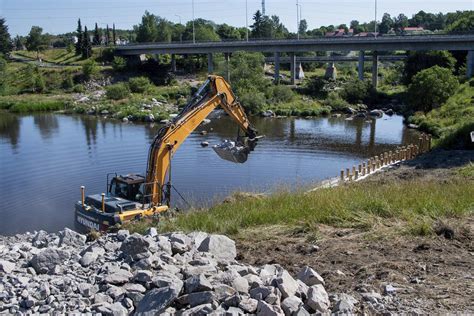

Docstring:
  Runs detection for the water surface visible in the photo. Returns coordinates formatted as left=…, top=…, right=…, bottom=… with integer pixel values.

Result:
left=0, top=112, right=419, bottom=235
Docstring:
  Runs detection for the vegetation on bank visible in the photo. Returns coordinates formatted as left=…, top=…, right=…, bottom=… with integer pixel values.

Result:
left=125, top=170, right=474, bottom=237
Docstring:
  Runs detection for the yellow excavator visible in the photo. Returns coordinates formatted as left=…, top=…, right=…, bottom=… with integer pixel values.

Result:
left=75, top=75, right=260, bottom=231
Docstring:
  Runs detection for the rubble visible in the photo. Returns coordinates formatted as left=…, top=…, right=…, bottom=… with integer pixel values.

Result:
left=0, top=230, right=360, bottom=315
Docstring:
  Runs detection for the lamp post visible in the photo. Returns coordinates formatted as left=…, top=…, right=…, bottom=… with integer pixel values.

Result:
left=175, top=15, right=183, bottom=42
left=245, top=0, right=249, bottom=41
left=374, top=0, right=377, bottom=37
left=296, top=0, right=300, bottom=40
left=192, top=0, right=195, bottom=44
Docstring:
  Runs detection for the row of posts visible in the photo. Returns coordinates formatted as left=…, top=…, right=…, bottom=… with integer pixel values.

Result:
left=340, top=134, right=432, bottom=182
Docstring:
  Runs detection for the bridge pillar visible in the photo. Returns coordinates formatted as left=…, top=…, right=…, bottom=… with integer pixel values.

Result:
left=290, top=53, right=296, bottom=85
left=207, top=53, right=214, bottom=74
left=224, top=53, right=230, bottom=82
left=467, top=50, right=474, bottom=78
left=274, top=52, right=280, bottom=83
left=358, top=51, right=365, bottom=80
left=372, top=51, right=378, bottom=88
left=171, top=54, right=177, bottom=72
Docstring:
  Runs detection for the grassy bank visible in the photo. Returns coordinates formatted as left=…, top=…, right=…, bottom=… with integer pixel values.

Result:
left=0, top=94, right=72, bottom=112
left=125, top=166, right=474, bottom=237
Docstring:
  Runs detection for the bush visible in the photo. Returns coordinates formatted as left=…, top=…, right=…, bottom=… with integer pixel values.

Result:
left=62, top=74, right=74, bottom=90
left=106, top=83, right=130, bottom=100
left=128, top=76, right=151, bottom=93
left=239, top=90, right=266, bottom=114
left=82, top=60, right=98, bottom=80
left=407, top=66, right=459, bottom=112
left=72, top=84, right=85, bottom=93
left=340, top=80, right=371, bottom=104
left=403, top=51, right=456, bottom=84
left=271, top=85, right=294, bottom=103
left=324, top=92, right=350, bottom=111
left=305, top=76, right=329, bottom=97
left=112, top=56, right=127, bottom=72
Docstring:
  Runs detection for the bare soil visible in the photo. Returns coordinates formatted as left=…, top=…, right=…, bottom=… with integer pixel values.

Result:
left=236, top=149, right=474, bottom=314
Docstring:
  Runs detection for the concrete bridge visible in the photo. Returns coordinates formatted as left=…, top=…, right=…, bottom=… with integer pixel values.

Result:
left=115, top=35, right=474, bottom=86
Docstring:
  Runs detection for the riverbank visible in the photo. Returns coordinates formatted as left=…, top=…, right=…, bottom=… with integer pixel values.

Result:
left=124, top=149, right=474, bottom=314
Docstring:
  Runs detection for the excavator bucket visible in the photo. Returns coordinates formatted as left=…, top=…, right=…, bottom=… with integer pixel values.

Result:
left=212, top=140, right=250, bottom=163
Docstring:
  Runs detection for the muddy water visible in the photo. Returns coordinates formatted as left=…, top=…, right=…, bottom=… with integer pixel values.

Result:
left=0, top=112, right=420, bottom=235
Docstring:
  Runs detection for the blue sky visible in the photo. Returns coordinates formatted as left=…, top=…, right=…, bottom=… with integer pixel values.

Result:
left=2, top=0, right=473, bottom=36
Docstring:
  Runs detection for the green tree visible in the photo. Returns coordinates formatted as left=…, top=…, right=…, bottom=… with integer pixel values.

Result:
left=446, top=11, right=474, bottom=33
left=105, top=24, right=110, bottom=45
left=14, top=35, right=24, bottom=50
left=82, top=60, right=98, bottom=80
left=217, top=24, right=242, bottom=40
left=0, top=18, right=12, bottom=54
left=135, top=11, right=158, bottom=42
left=75, top=19, right=82, bottom=55
left=183, top=19, right=220, bottom=41
left=25, top=26, right=48, bottom=59
left=93, top=23, right=101, bottom=45
left=113, top=23, right=116, bottom=44
left=403, top=51, right=456, bottom=84
left=82, top=26, right=92, bottom=58
left=298, top=19, right=308, bottom=36
left=0, top=55, right=7, bottom=94
left=379, top=13, right=393, bottom=34
left=408, top=66, right=459, bottom=112
left=393, top=14, right=409, bottom=33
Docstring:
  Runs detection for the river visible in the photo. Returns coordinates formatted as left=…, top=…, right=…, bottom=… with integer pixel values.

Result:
left=0, top=112, right=420, bottom=235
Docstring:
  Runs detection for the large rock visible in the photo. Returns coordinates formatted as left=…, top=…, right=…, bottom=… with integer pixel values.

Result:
left=59, top=228, right=86, bottom=248
left=135, top=287, right=179, bottom=315
left=197, top=235, right=237, bottom=261
left=177, top=291, right=216, bottom=308
left=275, top=270, right=299, bottom=298
left=257, top=300, right=285, bottom=316
left=282, top=296, right=303, bottom=315
left=80, top=245, right=105, bottom=267
left=0, top=260, right=15, bottom=274
left=29, top=248, right=70, bottom=274
left=120, top=233, right=150, bottom=260
left=239, top=297, right=258, bottom=313
left=152, top=272, right=184, bottom=294
left=32, top=230, right=49, bottom=248
left=179, top=303, right=214, bottom=316
left=103, top=269, right=133, bottom=285
left=306, top=284, right=329, bottom=313
left=184, top=274, right=213, bottom=294
left=296, top=266, right=325, bottom=286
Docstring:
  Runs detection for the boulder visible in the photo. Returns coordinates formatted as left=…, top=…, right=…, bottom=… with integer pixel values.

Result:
left=152, top=272, right=184, bottom=294
left=306, top=284, right=329, bottom=313
left=281, top=296, right=303, bottom=316
left=117, top=230, right=130, bottom=242
left=197, top=235, right=237, bottom=261
left=184, top=274, right=213, bottom=294
left=296, top=266, right=325, bottom=286
left=257, top=300, right=285, bottom=316
left=177, top=291, right=216, bottom=307
left=0, top=260, right=15, bottom=274
left=135, top=287, right=179, bottom=315
left=146, top=227, right=158, bottom=237
left=59, top=228, right=86, bottom=248
left=275, top=270, right=299, bottom=298
left=369, top=110, right=384, bottom=118
left=179, top=303, right=214, bottom=316
left=239, top=297, right=258, bottom=313
left=120, top=233, right=150, bottom=260
left=103, top=269, right=133, bottom=285
left=332, top=293, right=358, bottom=314
left=80, top=246, right=105, bottom=267
left=29, top=248, right=70, bottom=274
left=133, top=270, right=153, bottom=284
left=232, top=276, right=249, bottom=294
left=32, top=230, right=49, bottom=248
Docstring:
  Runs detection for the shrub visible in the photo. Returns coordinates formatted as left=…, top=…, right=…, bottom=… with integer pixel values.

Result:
left=101, top=47, right=116, bottom=62
left=106, top=83, right=130, bottom=100
left=82, top=60, right=98, bottom=80
left=239, top=90, right=266, bottom=114
left=271, top=85, right=294, bottom=103
left=340, top=80, right=371, bottom=104
left=403, top=51, right=456, bottom=84
left=62, top=74, right=74, bottom=90
left=407, top=66, right=459, bottom=112
left=305, top=76, right=329, bottom=97
left=112, top=56, right=127, bottom=72
left=72, top=84, right=85, bottom=93
left=324, top=92, right=350, bottom=111
left=129, top=76, right=151, bottom=93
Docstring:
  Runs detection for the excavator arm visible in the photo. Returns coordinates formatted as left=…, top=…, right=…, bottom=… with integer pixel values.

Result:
left=145, top=75, right=259, bottom=206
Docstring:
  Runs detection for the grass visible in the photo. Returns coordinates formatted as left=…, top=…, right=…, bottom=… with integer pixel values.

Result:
left=12, top=47, right=106, bottom=65
left=270, top=97, right=331, bottom=116
left=125, top=176, right=474, bottom=237
left=0, top=95, right=71, bottom=112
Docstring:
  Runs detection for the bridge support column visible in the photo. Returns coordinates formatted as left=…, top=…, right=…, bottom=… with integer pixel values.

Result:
left=207, top=53, right=214, bottom=74
left=358, top=51, right=365, bottom=80
left=274, top=52, right=280, bottom=83
left=467, top=50, right=474, bottom=78
left=372, top=51, right=378, bottom=88
left=171, top=54, right=177, bottom=72
left=224, top=53, right=230, bottom=82
left=290, top=53, right=296, bottom=85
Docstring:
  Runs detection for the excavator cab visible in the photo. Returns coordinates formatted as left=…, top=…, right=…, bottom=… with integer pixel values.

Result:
left=109, top=174, right=146, bottom=203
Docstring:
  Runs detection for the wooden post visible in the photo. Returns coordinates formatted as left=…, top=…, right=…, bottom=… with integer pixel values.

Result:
left=362, top=162, right=366, bottom=176
left=81, top=186, right=85, bottom=207
left=414, top=145, right=419, bottom=156
left=418, top=137, right=424, bottom=153
left=346, top=168, right=350, bottom=179
left=355, top=170, right=359, bottom=180
left=340, top=170, right=345, bottom=182
left=358, top=164, right=362, bottom=174
left=389, top=151, right=393, bottom=163
left=427, top=135, right=432, bottom=151
left=352, top=166, right=356, bottom=176
left=367, top=160, right=371, bottom=173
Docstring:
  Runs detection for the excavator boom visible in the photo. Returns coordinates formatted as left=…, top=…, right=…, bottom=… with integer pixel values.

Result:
left=145, top=75, right=259, bottom=206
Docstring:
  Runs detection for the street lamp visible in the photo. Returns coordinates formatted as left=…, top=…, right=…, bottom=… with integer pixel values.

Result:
left=192, top=0, right=195, bottom=44
left=296, top=0, right=299, bottom=40
left=245, top=0, right=249, bottom=41
left=374, top=0, right=378, bottom=37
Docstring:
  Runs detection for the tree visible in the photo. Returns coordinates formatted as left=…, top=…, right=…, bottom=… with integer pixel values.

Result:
left=106, top=24, right=110, bottom=45
left=217, top=24, right=241, bottom=40
left=112, top=23, right=116, bottom=45
left=183, top=19, right=219, bottom=42
left=0, top=18, right=12, bottom=55
left=379, top=13, right=393, bottom=34
left=135, top=11, right=158, bottom=42
left=75, top=19, right=82, bottom=55
left=93, top=23, right=101, bottom=45
left=408, top=66, right=459, bottom=112
left=446, top=11, right=474, bottom=33
left=82, top=26, right=92, bottom=58
left=393, top=14, right=409, bottom=33
left=14, top=35, right=23, bottom=50
left=298, top=19, right=308, bottom=36
left=403, top=51, right=456, bottom=83
left=25, top=26, right=48, bottom=59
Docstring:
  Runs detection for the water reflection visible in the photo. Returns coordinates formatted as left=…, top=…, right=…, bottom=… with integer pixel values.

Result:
left=33, top=114, right=59, bottom=140
left=0, top=111, right=21, bottom=149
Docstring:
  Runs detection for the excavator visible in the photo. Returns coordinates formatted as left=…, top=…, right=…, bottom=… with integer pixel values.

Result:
left=75, top=75, right=260, bottom=231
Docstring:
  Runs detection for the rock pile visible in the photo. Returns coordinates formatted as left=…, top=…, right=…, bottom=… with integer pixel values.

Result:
left=0, top=228, right=357, bottom=315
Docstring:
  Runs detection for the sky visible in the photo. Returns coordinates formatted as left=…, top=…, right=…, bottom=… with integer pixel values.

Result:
left=1, top=0, right=473, bottom=36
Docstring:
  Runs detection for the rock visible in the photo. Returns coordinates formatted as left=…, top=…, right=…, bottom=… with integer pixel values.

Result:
left=282, top=296, right=303, bottom=316
left=239, top=297, right=258, bottom=313
left=177, top=291, right=216, bottom=307
left=296, top=266, right=325, bottom=286
left=332, top=293, right=358, bottom=314
left=80, top=246, right=105, bottom=267
left=408, top=123, right=419, bottom=129
left=250, top=286, right=272, bottom=300
left=120, top=233, right=150, bottom=260
left=385, top=109, right=394, bottom=116
left=122, top=117, right=129, bottom=123
left=104, top=269, right=133, bottom=285
left=232, top=276, right=249, bottom=294
left=185, top=274, right=213, bottom=294
left=197, top=235, right=237, bottom=261
left=200, top=130, right=208, bottom=135
left=214, top=283, right=237, bottom=301
left=275, top=270, right=299, bottom=298
left=345, top=107, right=357, bottom=115
left=135, top=287, right=179, bottom=315
left=29, top=248, right=70, bottom=274
left=160, top=119, right=171, bottom=124
left=294, top=307, right=310, bottom=316
left=101, top=110, right=109, bottom=115
left=77, top=283, right=97, bottom=297
left=257, top=300, right=285, bottom=316
left=369, top=110, right=384, bottom=118
left=200, top=118, right=211, bottom=126
left=94, top=293, right=113, bottom=304
left=0, top=260, right=15, bottom=273
left=261, top=110, right=275, bottom=118
left=124, top=283, right=147, bottom=294
left=32, top=230, right=49, bottom=248
left=146, top=227, right=158, bottom=237
left=383, top=284, right=396, bottom=295
left=200, top=141, right=209, bottom=147
left=133, top=270, right=153, bottom=284
left=361, top=291, right=382, bottom=304
left=306, top=284, right=329, bottom=313
left=144, top=114, right=155, bottom=122
left=180, top=303, right=214, bottom=316
left=356, top=111, right=367, bottom=118
left=59, top=228, right=86, bottom=248
left=331, top=113, right=342, bottom=118
left=152, top=272, right=184, bottom=294
left=117, top=230, right=129, bottom=241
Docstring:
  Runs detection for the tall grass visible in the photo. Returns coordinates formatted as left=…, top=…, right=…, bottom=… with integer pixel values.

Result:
left=0, top=96, right=69, bottom=113
left=134, top=178, right=473, bottom=236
